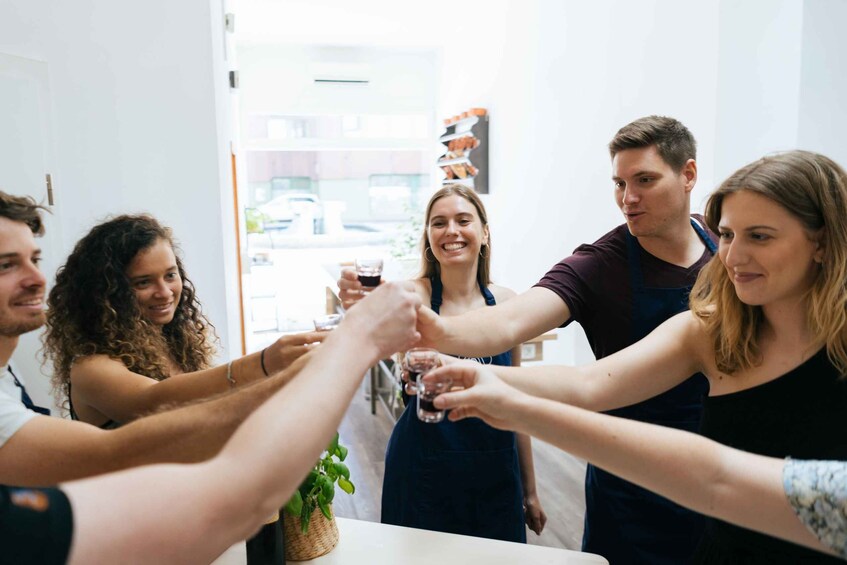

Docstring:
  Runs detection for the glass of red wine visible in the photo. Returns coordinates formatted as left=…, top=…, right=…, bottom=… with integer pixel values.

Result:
left=355, top=258, right=383, bottom=290
left=313, top=313, right=343, bottom=332
left=404, top=348, right=450, bottom=423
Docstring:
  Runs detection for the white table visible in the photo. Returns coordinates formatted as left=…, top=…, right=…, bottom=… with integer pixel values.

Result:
left=213, top=517, right=607, bottom=564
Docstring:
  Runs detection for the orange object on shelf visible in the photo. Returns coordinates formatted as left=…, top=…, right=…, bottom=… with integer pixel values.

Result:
left=470, top=108, right=487, bottom=116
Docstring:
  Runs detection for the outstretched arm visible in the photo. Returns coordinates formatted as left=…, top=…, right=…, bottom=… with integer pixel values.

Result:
left=416, top=286, right=570, bottom=357
left=62, top=282, right=422, bottom=565
left=432, top=365, right=836, bottom=558
left=488, top=310, right=705, bottom=412
left=0, top=351, right=315, bottom=486
left=68, top=330, right=327, bottom=425
left=341, top=266, right=569, bottom=358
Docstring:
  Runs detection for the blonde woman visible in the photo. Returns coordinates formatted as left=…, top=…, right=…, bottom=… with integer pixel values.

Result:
left=423, top=151, right=847, bottom=564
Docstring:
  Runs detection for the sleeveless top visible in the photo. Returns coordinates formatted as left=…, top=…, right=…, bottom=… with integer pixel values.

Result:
left=68, top=382, right=120, bottom=429
left=695, top=348, right=847, bottom=564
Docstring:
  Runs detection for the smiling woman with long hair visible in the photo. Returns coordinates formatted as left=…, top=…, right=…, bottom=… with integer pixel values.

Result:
left=44, top=214, right=324, bottom=428
left=338, top=184, right=546, bottom=542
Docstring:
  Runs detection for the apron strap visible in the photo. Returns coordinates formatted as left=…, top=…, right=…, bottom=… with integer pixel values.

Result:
left=8, top=366, right=50, bottom=416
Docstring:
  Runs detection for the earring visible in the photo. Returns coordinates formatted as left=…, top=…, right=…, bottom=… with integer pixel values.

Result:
left=425, top=247, right=436, bottom=263
left=479, top=245, right=489, bottom=259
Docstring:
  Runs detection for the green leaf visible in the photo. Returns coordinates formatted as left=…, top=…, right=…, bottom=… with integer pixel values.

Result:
left=327, top=432, right=339, bottom=455
left=317, top=494, right=333, bottom=520
left=336, top=444, right=348, bottom=461
left=284, top=489, right=303, bottom=517
left=300, top=469, right=319, bottom=493
left=333, top=462, right=350, bottom=480
left=321, top=479, right=335, bottom=503
left=338, top=476, right=355, bottom=495
left=301, top=500, right=314, bottom=534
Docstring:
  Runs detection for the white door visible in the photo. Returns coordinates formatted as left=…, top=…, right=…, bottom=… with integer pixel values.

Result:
left=0, top=52, right=63, bottom=413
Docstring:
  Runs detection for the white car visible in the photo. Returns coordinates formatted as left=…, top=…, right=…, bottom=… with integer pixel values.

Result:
left=258, top=193, right=322, bottom=228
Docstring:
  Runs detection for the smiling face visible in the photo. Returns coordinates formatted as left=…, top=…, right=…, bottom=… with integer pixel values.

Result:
left=612, top=145, right=696, bottom=239
left=718, top=190, right=823, bottom=309
left=426, top=194, right=489, bottom=268
left=0, top=217, right=47, bottom=338
left=126, top=238, right=183, bottom=326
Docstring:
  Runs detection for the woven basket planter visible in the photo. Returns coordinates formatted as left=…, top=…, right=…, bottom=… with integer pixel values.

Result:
left=283, top=506, right=339, bottom=561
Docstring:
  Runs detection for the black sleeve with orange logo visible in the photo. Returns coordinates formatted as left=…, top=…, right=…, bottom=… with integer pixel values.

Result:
left=1, top=485, right=73, bottom=564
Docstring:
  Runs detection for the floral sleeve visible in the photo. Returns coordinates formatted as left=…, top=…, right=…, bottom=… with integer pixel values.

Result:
left=783, top=459, right=847, bottom=559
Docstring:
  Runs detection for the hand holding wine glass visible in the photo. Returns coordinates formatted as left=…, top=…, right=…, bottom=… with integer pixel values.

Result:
left=426, top=363, right=529, bottom=432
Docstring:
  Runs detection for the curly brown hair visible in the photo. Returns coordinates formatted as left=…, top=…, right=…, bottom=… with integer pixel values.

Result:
left=43, top=214, right=216, bottom=410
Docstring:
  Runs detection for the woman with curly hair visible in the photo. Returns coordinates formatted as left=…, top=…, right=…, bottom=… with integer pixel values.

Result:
left=44, top=214, right=324, bottom=427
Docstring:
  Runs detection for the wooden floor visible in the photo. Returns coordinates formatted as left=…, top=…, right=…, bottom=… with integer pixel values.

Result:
left=331, top=379, right=588, bottom=550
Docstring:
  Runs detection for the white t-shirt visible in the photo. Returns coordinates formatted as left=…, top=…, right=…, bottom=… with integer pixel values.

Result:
left=0, top=366, right=38, bottom=448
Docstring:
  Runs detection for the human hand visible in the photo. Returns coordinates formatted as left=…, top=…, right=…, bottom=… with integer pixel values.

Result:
left=415, top=305, right=446, bottom=349
left=398, top=350, right=459, bottom=396
left=338, top=267, right=385, bottom=310
left=340, top=281, right=421, bottom=362
left=266, top=331, right=326, bottom=374
left=524, top=492, right=547, bottom=535
left=427, top=363, right=524, bottom=430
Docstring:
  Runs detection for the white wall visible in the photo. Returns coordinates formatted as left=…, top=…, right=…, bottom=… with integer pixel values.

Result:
left=0, top=0, right=237, bottom=410
left=797, top=0, right=847, bottom=169
left=713, top=0, right=804, bottom=181
left=436, top=1, right=723, bottom=363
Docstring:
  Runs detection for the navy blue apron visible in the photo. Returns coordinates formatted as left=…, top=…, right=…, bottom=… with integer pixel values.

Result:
left=8, top=367, right=51, bottom=416
left=581, top=219, right=716, bottom=564
left=381, top=277, right=526, bottom=543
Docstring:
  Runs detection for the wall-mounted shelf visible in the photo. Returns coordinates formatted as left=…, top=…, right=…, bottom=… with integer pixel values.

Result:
left=438, top=109, right=489, bottom=194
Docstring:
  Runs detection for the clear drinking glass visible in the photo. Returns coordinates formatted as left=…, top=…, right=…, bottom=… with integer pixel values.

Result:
left=403, top=348, right=445, bottom=423
left=417, top=373, right=452, bottom=424
left=355, top=258, right=384, bottom=289
left=313, top=313, right=343, bottom=332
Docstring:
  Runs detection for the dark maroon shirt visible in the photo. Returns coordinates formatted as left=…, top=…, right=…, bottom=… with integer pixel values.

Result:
left=534, top=215, right=717, bottom=360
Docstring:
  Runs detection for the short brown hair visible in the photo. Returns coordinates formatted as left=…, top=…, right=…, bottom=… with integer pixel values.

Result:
left=0, top=191, right=47, bottom=235
left=608, top=116, right=697, bottom=172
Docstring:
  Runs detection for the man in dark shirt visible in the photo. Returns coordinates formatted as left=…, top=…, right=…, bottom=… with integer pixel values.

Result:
left=405, top=115, right=718, bottom=564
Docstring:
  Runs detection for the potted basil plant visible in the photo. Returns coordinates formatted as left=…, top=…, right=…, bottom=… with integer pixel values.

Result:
left=282, top=432, right=355, bottom=560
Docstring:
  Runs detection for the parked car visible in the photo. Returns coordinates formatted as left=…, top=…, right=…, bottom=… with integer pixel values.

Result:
left=258, top=192, right=322, bottom=230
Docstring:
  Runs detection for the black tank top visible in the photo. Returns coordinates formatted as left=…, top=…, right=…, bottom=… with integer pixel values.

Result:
left=695, top=348, right=847, bottom=564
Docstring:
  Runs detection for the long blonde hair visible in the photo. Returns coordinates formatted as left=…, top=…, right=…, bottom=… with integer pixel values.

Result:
left=690, top=150, right=847, bottom=375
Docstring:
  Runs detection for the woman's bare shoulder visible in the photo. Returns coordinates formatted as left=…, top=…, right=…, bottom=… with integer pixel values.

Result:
left=70, top=354, right=126, bottom=378
left=488, top=284, right=517, bottom=302
left=410, top=277, right=433, bottom=302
